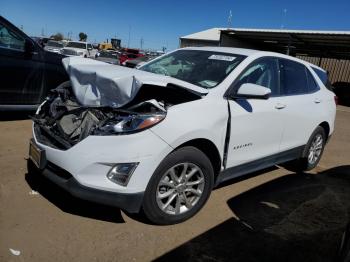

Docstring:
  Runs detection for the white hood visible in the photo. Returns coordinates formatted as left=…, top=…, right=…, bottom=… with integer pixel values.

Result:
left=62, top=57, right=208, bottom=107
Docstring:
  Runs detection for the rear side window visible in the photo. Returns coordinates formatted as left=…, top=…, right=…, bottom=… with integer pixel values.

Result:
left=311, top=67, right=333, bottom=90
left=279, top=59, right=308, bottom=95
left=306, top=68, right=320, bottom=93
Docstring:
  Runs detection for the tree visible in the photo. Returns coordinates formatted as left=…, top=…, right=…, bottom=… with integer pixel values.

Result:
left=79, top=32, right=87, bottom=41
left=50, top=33, right=64, bottom=41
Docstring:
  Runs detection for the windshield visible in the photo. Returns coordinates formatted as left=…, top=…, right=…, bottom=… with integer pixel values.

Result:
left=139, top=50, right=246, bottom=88
left=66, top=42, right=86, bottom=49
left=47, top=41, right=63, bottom=48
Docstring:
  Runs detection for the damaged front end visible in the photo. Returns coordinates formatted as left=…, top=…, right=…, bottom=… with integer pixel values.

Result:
left=32, top=82, right=201, bottom=150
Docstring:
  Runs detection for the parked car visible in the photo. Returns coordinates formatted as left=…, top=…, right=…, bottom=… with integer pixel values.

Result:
left=119, top=52, right=144, bottom=65
left=339, top=223, right=350, bottom=262
left=0, top=16, right=69, bottom=110
left=95, top=49, right=120, bottom=65
left=28, top=47, right=336, bottom=224
left=61, top=41, right=97, bottom=58
left=44, top=40, right=65, bottom=54
left=124, top=55, right=154, bottom=68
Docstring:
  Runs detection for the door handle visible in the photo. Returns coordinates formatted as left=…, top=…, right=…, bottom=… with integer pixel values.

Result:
left=275, top=103, right=286, bottom=109
left=314, top=99, right=322, bottom=104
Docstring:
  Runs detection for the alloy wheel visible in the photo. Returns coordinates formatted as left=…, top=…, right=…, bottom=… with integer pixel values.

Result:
left=156, top=162, right=205, bottom=215
left=308, top=134, right=324, bottom=165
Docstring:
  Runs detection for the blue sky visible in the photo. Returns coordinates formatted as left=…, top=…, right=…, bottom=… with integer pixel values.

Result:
left=1, top=0, right=350, bottom=50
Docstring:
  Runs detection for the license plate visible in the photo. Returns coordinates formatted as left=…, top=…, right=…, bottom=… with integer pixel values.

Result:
left=29, top=139, right=44, bottom=169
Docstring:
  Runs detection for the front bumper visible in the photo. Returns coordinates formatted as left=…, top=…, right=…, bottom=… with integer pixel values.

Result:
left=31, top=159, right=144, bottom=213
left=32, top=124, right=173, bottom=193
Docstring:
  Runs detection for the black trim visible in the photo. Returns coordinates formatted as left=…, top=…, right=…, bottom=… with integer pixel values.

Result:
left=216, top=145, right=305, bottom=186
left=222, top=100, right=231, bottom=169
left=0, top=104, right=39, bottom=111
left=39, top=166, right=144, bottom=213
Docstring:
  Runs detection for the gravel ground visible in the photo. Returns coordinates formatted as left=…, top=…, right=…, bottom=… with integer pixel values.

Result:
left=0, top=106, right=349, bottom=262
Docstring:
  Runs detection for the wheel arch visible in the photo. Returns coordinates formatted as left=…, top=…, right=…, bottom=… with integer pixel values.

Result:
left=319, top=121, right=330, bottom=141
left=173, top=138, right=222, bottom=180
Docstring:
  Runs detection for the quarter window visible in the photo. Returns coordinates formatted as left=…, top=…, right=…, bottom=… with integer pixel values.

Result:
left=306, top=68, right=320, bottom=93
left=311, top=67, right=333, bottom=90
left=279, top=59, right=308, bottom=95
left=0, top=22, right=25, bottom=51
left=235, top=57, right=279, bottom=96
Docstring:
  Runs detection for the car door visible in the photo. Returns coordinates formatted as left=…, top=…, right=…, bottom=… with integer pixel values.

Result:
left=276, top=58, right=324, bottom=152
left=225, top=57, right=286, bottom=168
left=0, top=17, right=45, bottom=106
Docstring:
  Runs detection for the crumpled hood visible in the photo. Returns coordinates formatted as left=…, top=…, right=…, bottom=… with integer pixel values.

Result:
left=62, top=57, right=208, bottom=107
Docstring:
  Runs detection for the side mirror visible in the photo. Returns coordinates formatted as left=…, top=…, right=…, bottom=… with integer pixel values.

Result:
left=24, top=39, right=36, bottom=57
left=236, top=83, right=271, bottom=99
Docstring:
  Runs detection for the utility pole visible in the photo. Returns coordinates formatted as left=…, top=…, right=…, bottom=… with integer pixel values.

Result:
left=128, top=26, right=131, bottom=48
left=140, top=37, right=144, bottom=50
left=227, top=10, right=232, bottom=28
left=281, top=8, right=287, bottom=29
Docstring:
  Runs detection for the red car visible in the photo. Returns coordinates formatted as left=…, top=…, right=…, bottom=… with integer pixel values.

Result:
left=119, top=48, right=144, bottom=65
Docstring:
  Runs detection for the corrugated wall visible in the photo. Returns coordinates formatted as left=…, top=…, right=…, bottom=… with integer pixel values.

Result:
left=297, top=56, right=350, bottom=84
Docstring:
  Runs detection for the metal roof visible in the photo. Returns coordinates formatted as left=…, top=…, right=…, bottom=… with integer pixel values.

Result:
left=181, top=27, right=350, bottom=59
left=222, top=28, right=350, bottom=59
left=180, top=28, right=224, bottom=41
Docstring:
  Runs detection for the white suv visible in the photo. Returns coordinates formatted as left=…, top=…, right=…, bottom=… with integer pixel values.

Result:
left=61, top=41, right=97, bottom=58
left=29, top=47, right=336, bottom=225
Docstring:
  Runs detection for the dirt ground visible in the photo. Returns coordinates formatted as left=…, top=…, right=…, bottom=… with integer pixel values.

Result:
left=0, top=106, right=349, bottom=262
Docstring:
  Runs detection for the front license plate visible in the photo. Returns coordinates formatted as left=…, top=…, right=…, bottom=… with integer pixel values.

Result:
left=29, top=139, right=43, bottom=169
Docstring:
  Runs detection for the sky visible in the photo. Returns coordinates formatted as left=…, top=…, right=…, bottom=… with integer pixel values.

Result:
left=1, top=0, right=350, bottom=51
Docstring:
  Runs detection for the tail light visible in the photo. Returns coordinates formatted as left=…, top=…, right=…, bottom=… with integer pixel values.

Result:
left=334, top=96, right=339, bottom=105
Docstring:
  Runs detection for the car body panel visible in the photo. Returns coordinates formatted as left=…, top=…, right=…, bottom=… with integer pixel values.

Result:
left=0, top=16, right=69, bottom=107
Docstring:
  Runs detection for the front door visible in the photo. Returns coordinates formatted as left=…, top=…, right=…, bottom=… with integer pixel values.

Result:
left=226, top=57, right=285, bottom=168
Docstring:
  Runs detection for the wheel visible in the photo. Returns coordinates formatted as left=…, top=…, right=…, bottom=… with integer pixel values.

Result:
left=142, top=146, right=214, bottom=225
left=293, top=126, right=326, bottom=172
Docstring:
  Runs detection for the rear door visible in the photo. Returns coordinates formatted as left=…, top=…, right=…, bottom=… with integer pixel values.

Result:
left=226, top=57, right=286, bottom=167
left=0, top=17, right=45, bottom=106
left=277, top=58, right=323, bottom=151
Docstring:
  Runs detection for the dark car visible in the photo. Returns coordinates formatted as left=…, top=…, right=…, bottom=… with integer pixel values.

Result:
left=124, top=55, right=155, bottom=68
left=0, top=16, right=69, bottom=110
left=95, top=49, right=120, bottom=65
left=339, top=223, right=350, bottom=262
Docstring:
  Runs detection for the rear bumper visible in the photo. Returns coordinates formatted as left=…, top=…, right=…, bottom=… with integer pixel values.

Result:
left=32, top=160, right=144, bottom=213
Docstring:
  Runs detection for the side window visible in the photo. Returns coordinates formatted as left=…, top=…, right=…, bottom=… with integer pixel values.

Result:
left=306, top=68, right=320, bottom=93
left=0, top=22, right=25, bottom=51
left=235, top=57, right=279, bottom=96
left=279, top=59, right=308, bottom=95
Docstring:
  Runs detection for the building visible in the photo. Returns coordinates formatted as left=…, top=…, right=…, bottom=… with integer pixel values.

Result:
left=180, top=28, right=350, bottom=85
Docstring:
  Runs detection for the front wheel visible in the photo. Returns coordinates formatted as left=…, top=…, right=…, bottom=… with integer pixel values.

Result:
left=142, top=146, right=214, bottom=225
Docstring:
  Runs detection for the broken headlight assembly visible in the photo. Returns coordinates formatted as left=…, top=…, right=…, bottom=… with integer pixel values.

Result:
left=94, top=113, right=166, bottom=135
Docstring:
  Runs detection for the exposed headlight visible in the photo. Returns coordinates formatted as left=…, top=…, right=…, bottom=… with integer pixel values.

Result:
left=96, top=114, right=165, bottom=135
left=107, top=163, right=138, bottom=186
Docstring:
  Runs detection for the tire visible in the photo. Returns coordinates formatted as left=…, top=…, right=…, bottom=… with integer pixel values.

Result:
left=142, top=146, right=214, bottom=225
left=293, top=126, right=326, bottom=172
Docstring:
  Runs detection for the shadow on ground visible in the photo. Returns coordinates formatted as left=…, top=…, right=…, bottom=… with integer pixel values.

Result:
left=156, top=166, right=350, bottom=262
left=0, top=111, right=35, bottom=121
left=25, top=170, right=125, bottom=223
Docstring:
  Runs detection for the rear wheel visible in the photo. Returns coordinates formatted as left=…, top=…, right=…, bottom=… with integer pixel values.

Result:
left=142, top=146, right=214, bottom=225
left=290, top=126, right=326, bottom=172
